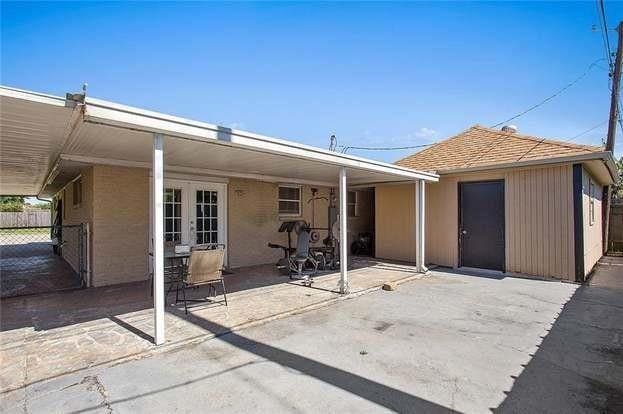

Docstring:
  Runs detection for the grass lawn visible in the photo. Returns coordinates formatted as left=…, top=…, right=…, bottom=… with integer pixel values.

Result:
left=0, top=227, right=50, bottom=236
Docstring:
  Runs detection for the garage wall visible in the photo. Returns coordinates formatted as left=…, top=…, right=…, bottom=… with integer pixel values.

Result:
left=505, top=165, right=574, bottom=280
left=379, top=164, right=577, bottom=280
left=581, top=167, right=604, bottom=276
left=375, top=184, right=416, bottom=262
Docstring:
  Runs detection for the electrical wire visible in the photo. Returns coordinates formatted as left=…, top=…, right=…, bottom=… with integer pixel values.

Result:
left=490, top=58, right=605, bottom=128
left=566, top=120, right=608, bottom=142
left=597, top=0, right=614, bottom=69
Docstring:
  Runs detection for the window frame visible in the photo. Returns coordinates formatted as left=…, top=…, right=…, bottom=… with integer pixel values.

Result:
left=278, top=184, right=302, bottom=217
left=72, top=176, right=83, bottom=208
left=163, top=187, right=183, bottom=244
left=589, top=178, right=595, bottom=226
left=347, top=190, right=359, bottom=217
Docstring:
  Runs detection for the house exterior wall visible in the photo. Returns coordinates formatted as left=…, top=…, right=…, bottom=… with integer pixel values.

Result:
left=55, top=167, right=94, bottom=275
left=375, top=184, right=416, bottom=262
left=52, top=165, right=376, bottom=286
left=581, top=167, right=604, bottom=276
left=377, top=164, right=580, bottom=281
left=228, top=178, right=331, bottom=268
left=91, top=165, right=149, bottom=286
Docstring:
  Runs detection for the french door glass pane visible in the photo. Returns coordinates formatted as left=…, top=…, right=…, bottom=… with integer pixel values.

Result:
left=195, top=190, right=218, bottom=246
left=164, top=188, right=182, bottom=245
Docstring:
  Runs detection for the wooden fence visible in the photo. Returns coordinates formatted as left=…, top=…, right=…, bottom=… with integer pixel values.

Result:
left=0, top=210, right=51, bottom=228
left=609, top=202, right=623, bottom=253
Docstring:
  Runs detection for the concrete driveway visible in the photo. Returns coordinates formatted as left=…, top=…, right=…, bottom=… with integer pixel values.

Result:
left=2, top=262, right=622, bottom=413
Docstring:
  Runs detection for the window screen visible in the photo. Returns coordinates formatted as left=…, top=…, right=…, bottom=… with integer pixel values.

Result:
left=278, top=185, right=301, bottom=215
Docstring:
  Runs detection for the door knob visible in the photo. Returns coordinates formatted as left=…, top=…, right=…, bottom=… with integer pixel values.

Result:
left=461, top=230, right=467, bottom=235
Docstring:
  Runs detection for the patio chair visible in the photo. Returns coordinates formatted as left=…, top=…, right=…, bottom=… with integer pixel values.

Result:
left=179, top=247, right=227, bottom=314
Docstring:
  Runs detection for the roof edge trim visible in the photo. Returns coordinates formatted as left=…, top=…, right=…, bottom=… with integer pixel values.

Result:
left=436, top=151, right=617, bottom=183
left=84, top=97, right=438, bottom=182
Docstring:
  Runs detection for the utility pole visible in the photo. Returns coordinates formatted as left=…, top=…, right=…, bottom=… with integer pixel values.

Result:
left=603, top=21, right=623, bottom=253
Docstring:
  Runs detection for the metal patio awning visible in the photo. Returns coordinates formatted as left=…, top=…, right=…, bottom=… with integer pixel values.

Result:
left=0, top=85, right=438, bottom=197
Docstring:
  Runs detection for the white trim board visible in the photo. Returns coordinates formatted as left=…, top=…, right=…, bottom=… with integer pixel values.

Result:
left=59, top=154, right=335, bottom=187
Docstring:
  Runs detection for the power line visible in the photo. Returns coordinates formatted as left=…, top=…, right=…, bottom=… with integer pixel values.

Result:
left=490, top=58, right=605, bottom=128
left=340, top=143, right=435, bottom=154
left=596, top=0, right=614, bottom=69
left=566, top=120, right=608, bottom=142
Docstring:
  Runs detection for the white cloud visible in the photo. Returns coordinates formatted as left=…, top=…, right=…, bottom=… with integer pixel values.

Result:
left=414, top=127, right=437, bottom=138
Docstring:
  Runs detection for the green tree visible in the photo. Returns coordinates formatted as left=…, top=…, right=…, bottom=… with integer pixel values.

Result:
left=0, top=196, right=24, bottom=205
left=613, top=157, right=623, bottom=201
left=0, top=196, right=25, bottom=212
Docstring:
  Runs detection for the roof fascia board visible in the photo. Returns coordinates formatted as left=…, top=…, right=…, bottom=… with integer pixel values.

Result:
left=0, top=85, right=67, bottom=107
left=438, top=151, right=617, bottom=183
left=83, top=97, right=438, bottom=183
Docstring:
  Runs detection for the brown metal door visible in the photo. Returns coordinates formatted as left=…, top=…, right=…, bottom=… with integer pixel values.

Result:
left=459, top=180, right=505, bottom=271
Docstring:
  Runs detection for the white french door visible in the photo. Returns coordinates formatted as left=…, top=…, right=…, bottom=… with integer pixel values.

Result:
left=189, top=183, right=226, bottom=248
left=151, top=178, right=227, bottom=254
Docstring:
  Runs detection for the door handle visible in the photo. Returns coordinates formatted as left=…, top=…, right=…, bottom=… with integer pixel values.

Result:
left=461, top=229, right=467, bottom=235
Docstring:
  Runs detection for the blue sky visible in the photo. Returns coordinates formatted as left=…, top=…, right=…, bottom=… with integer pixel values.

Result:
left=2, top=1, right=622, bottom=162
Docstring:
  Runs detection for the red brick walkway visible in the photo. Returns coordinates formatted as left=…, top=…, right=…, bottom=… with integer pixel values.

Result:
left=0, top=241, right=81, bottom=298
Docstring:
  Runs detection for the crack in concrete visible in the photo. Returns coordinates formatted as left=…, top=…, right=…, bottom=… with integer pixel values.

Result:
left=80, top=375, right=112, bottom=413
left=22, top=349, right=29, bottom=414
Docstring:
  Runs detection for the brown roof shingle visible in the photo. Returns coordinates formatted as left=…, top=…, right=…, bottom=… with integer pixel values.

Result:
left=395, top=125, right=603, bottom=173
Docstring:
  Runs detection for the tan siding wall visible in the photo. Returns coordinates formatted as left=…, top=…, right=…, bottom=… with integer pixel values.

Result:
left=505, top=165, right=575, bottom=280
left=91, top=165, right=149, bottom=286
left=582, top=168, right=604, bottom=275
left=380, top=164, right=576, bottom=280
left=227, top=179, right=331, bottom=268
left=375, top=184, right=416, bottom=262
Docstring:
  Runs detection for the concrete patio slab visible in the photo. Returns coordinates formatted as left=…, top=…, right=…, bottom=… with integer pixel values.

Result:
left=0, top=258, right=424, bottom=393
left=3, top=258, right=621, bottom=413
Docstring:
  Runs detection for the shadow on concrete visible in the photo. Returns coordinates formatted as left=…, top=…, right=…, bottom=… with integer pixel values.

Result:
left=0, top=259, right=391, bottom=333
left=493, top=256, right=623, bottom=413
left=155, top=306, right=454, bottom=413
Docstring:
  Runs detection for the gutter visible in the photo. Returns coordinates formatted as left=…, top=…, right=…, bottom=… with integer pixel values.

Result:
left=435, top=151, right=618, bottom=184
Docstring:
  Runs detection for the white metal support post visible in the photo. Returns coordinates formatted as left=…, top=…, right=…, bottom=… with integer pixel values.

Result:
left=415, top=180, right=427, bottom=273
left=153, top=133, right=165, bottom=345
left=339, top=167, right=349, bottom=294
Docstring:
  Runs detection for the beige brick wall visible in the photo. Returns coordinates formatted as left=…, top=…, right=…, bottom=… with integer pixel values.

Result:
left=54, top=167, right=93, bottom=275
left=59, top=167, right=94, bottom=226
left=56, top=165, right=351, bottom=285
left=227, top=179, right=331, bottom=268
left=91, top=165, right=149, bottom=286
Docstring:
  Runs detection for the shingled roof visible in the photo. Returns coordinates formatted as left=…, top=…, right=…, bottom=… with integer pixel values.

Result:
left=395, top=125, right=603, bottom=173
